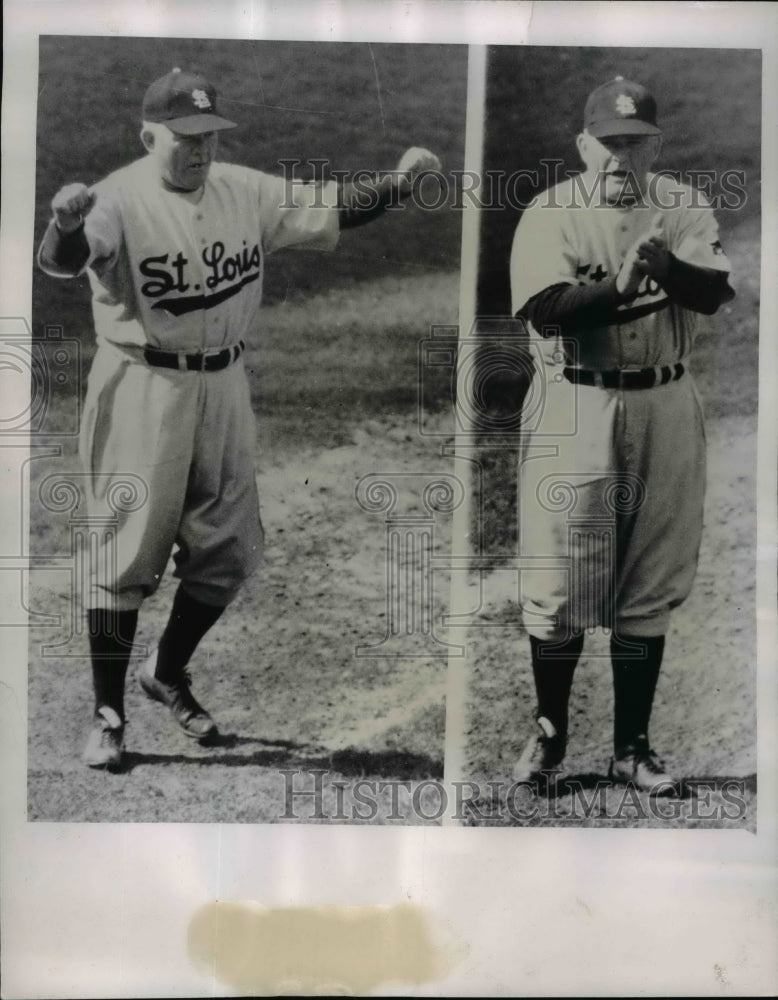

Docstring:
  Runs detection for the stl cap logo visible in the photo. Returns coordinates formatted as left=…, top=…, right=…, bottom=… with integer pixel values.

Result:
left=191, top=88, right=212, bottom=110
left=615, top=93, right=637, bottom=116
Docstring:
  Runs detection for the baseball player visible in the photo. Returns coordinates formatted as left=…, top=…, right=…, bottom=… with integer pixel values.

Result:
left=38, top=67, right=441, bottom=771
left=509, top=77, right=734, bottom=792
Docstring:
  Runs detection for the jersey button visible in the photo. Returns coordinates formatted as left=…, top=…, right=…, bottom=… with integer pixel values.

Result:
left=628, top=331, right=637, bottom=340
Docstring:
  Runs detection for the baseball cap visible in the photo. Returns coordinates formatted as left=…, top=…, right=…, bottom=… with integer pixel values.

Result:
left=584, top=77, right=661, bottom=138
left=142, top=68, right=237, bottom=134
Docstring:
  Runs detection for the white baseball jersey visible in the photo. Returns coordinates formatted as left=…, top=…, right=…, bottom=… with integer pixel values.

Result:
left=511, top=172, right=733, bottom=370
left=42, top=155, right=340, bottom=611
left=63, top=156, right=339, bottom=352
left=509, top=173, right=733, bottom=640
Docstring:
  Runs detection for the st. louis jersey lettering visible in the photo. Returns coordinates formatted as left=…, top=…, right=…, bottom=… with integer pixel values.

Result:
left=74, top=157, right=338, bottom=350
left=139, top=240, right=262, bottom=315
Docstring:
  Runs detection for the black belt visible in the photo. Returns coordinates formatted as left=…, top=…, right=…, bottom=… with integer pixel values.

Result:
left=143, top=340, right=245, bottom=372
left=563, top=363, right=685, bottom=390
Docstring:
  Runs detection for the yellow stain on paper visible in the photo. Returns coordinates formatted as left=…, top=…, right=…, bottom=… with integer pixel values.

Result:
left=188, top=901, right=462, bottom=995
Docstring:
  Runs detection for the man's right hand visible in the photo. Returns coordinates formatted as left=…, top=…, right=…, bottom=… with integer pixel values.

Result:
left=616, top=212, right=666, bottom=297
left=51, top=183, right=96, bottom=233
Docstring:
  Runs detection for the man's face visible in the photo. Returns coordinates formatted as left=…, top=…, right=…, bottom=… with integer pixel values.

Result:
left=576, top=130, right=661, bottom=204
left=144, top=125, right=219, bottom=190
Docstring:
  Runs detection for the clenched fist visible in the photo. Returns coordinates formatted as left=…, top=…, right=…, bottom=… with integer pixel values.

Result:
left=51, top=183, right=96, bottom=233
left=394, top=147, right=442, bottom=190
left=616, top=212, right=670, bottom=296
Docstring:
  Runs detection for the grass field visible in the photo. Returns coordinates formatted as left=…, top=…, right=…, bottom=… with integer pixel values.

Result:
left=33, top=36, right=467, bottom=320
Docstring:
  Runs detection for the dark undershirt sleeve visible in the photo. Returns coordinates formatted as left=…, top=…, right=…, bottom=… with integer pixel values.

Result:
left=518, top=255, right=732, bottom=336
left=518, top=278, right=627, bottom=337
left=338, top=174, right=410, bottom=229
left=38, top=220, right=90, bottom=276
left=659, top=254, right=733, bottom=315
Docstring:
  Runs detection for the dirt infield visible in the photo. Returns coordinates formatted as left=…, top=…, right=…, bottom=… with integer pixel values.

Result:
left=460, top=409, right=757, bottom=829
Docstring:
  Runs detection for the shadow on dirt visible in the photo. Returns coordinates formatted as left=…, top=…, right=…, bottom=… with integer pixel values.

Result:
left=122, top=734, right=442, bottom=780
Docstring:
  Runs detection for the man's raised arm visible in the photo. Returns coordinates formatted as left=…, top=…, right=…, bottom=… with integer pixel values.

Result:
left=338, top=146, right=441, bottom=229
left=38, top=182, right=96, bottom=276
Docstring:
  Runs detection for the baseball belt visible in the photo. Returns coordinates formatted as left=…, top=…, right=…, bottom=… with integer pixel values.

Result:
left=143, top=340, right=246, bottom=372
left=563, top=362, right=685, bottom=390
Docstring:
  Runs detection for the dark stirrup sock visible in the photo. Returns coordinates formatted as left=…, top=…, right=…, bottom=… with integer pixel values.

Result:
left=610, top=633, right=665, bottom=751
left=154, top=585, right=225, bottom=684
left=88, top=608, right=139, bottom=721
left=529, top=632, right=585, bottom=740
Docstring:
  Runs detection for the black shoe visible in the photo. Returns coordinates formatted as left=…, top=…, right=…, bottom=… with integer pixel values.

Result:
left=139, top=649, right=217, bottom=740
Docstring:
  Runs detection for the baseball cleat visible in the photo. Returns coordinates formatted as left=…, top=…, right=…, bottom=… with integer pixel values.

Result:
left=83, top=705, right=125, bottom=771
left=609, top=741, right=678, bottom=795
left=512, top=716, right=566, bottom=785
left=139, top=649, right=217, bottom=740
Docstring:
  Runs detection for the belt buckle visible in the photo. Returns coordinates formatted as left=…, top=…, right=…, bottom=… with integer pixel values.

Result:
left=190, top=349, right=221, bottom=371
left=183, top=344, right=241, bottom=372
left=619, top=368, right=642, bottom=389
left=204, top=350, right=225, bottom=372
